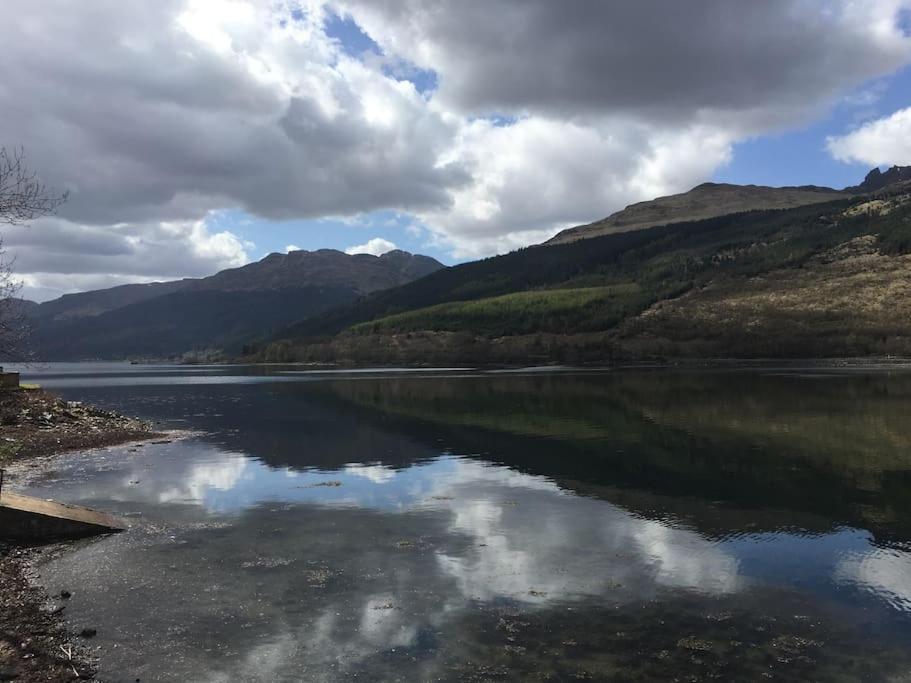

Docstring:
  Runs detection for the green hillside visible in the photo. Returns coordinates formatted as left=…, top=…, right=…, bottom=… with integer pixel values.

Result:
left=262, top=183, right=911, bottom=364
left=351, top=285, right=643, bottom=337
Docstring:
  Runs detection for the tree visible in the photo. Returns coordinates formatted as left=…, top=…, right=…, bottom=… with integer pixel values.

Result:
left=0, top=147, right=67, bottom=360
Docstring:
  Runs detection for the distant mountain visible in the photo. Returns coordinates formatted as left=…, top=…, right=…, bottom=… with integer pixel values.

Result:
left=33, top=280, right=191, bottom=322
left=27, top=249, right=444, bottom=360
left=190, top=248, right=441, bottom=293
left=546, top=183, right=844, bottom=245
left=844, top=165, right=911, bottom=193
left=263, top=167, right=911, bottom=364
left=29, top=249, right=442, bottom=324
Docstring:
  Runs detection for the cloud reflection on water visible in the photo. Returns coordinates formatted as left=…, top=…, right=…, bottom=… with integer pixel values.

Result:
left=836, top=545, right=911, bottom=613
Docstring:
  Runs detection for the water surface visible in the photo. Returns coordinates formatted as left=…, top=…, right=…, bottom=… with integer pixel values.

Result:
left=10, top=363, right=911, bottom=681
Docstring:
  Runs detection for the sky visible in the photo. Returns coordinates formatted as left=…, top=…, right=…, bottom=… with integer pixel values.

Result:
left=3, top=1, right=911, bottom=302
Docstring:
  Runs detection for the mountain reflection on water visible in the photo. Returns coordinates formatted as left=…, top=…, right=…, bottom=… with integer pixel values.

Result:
left=13, top=364, right=911, bottom=681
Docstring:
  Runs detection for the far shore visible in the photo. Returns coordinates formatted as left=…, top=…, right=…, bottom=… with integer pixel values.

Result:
left=24, top=354, right=911, bottom=370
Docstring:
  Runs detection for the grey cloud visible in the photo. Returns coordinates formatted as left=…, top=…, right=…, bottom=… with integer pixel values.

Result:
left=2, top=0, right=465, bottom=227
left=341, top=0, right=911, bottom=126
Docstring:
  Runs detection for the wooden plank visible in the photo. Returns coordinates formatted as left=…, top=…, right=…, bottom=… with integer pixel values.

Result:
left=0, top=491, right=127, bottom=541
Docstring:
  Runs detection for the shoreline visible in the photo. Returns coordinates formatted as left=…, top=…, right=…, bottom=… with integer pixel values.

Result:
left=0, top=387, right=161, bottom=682
left=31, top=355, right=911, bottom=372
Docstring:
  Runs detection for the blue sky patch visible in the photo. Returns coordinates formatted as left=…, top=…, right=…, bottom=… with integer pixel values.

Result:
left=323, top=10, right=381, bottom=57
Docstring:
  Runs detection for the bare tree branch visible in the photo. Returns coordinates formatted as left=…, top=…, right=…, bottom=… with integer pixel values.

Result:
left=0, top=147, right=67, bottom=360
left=0, top=147, right=67, bottom=226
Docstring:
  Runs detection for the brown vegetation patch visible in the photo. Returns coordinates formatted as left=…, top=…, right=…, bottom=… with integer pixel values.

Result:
left=618, top=251, right=911, bottom=358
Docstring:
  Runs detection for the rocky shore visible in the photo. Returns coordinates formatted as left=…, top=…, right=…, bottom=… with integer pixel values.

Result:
left=0, top=388, right=155, bottom=466
left=0, top=387, right=159, bottom=682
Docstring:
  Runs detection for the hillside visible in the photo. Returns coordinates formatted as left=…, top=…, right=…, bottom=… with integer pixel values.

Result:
left=546, top=166, right=911, bottom=246
left=31, top=280, right=191, bottom=323
left=28, top=249, right=444, bottom=360
left=546, top=183, right=844, bottom=245
left=261, top=170, right=911, bottom=364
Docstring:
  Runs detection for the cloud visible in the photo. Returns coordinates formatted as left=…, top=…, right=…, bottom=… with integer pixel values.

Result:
left=2, top=0, right=911, bottom=293
left=827, top=106, right=911, bottom=166
left=344, top=237, right=397, bottom=256
left=339, top=0, right=911, bottom=123
left=7, top=214, right=251, bottom=300
left=3, top=0, right=464, bottom=226
left=335, top=0, right=911, bottom=254
left=416, top=117, right=734, bottom=257
left=1, top=0, right=461, bottom=296
left=285, top=244, right=301, bottom=253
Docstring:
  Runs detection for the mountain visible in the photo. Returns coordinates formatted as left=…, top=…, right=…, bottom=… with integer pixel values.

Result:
left=546, top=183, right=845, bottom=245
left=261, top=167, right=911, bottom=364
left=186, top=249, right=443, bottom=293
left=32, top=281, right=190, bottom=322
left=547, top=166, right=911, bottom=246
left=29, top=249, right=442, bottom=324
left=28, top=249, right=444, bottom=360
left=844, top=165, right=911, bottom=193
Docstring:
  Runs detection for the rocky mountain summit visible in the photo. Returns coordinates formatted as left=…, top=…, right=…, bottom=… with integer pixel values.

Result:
left=846, top=165, right=911, bottom=193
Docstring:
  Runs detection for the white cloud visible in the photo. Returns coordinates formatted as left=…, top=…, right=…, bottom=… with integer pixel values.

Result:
left=7, top=214, right=251, bottom=301
left=285, top=244, right=301, bottom=253
left=344, top=237, right=397, bottom=256
left=827, top=106, right=911, bottom=166
left=3, top=0, right=911, bottom=293
left=417, top=117, right=735, bottom=258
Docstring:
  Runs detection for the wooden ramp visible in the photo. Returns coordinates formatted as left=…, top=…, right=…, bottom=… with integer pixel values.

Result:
left=0, top=491, right=127, bottom=541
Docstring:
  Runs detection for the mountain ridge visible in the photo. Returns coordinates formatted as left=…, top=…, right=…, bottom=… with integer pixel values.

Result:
left=545, top=166, right=911, bottom=246
left=29, top=249, right=443, bottom=323
left=26, top=248, right=445, bottom=360
left=545, top=182, right=845, bottom=245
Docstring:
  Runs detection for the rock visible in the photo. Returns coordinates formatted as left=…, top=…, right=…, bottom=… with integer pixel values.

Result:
left=78, top=628, right=97, bottom=639
left=59, top=590, right=71, bottom=600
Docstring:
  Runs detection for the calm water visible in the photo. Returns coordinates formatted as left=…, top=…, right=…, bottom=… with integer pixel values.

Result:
left=8, top=363, right=911, bottom=681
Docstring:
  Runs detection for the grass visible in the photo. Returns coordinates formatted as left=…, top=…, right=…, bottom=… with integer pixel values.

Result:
left=350, top=284, right=643, bottom=337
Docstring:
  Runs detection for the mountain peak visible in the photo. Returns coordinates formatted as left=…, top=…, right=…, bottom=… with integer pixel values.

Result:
left=849, top=165, right=911, bottom=193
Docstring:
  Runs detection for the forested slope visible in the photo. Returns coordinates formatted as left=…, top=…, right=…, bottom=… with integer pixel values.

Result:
left=263, top=183, right=911, bottom=364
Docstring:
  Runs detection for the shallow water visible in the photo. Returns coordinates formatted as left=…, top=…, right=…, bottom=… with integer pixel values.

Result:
left=10, top=363, right=911, bottom=681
